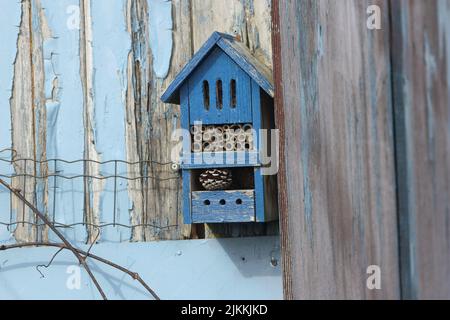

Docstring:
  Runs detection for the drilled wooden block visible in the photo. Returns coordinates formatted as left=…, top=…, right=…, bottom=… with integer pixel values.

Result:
left=191, top=190, right=255, bottom=223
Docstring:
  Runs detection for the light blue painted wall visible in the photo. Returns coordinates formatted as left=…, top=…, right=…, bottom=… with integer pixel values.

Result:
left=0, top=237, right=282, bottom=300
left=0, top=1, right=21, bottom=243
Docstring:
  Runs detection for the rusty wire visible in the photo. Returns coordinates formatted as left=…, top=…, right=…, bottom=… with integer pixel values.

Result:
left=0, top=148, right=181, bottom=234
left=0, top=178, right=161, bottom=300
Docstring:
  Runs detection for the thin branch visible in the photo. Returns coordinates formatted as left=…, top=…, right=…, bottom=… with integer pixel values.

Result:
left=0, top=242, right=160, bottom=300
left=86, top=226, right=100, bottom=257
left=0, top=178, right=107, bottom=299
left=36, top=248, right=64, bottom=278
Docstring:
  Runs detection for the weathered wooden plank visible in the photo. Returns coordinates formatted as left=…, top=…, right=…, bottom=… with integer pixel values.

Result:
left=9, top=0, right=43, bottom=243
left=125, top=0, right=187, bottom=241
left=79, top=0, right=101, bottom=243
left=191, top=0, right=273, bottom=70
left=274, top=0, right=400, bottom=299
left=271, top=0, right=291, bottom=297
left=144, top=0, right=190, bottom=241
left=390, top=0, right=450, bottom=299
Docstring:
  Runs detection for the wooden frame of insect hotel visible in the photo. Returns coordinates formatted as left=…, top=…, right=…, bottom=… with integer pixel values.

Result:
left=161, top=32, right=278, bottom=224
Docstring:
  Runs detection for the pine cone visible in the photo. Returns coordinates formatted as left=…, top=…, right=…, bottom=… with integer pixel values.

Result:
left=199, top=169, right=233, bottom=191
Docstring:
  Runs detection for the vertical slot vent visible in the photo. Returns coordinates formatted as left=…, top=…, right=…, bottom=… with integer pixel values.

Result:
left=230, top=79, right=237, bottom=108
left=216, top=79, right=223, bottom=109
left=203, top=80, right=210, bottom=110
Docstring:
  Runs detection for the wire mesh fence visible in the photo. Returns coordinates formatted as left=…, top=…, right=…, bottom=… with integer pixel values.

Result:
left=0, top=148, right=181, bottom=238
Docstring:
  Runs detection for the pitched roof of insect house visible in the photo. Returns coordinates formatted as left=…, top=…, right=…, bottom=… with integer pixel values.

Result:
left=161, top=32, right=274, bottom=104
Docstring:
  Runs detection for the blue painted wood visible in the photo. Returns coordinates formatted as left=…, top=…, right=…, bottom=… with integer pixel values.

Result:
left=181, top=151, right=259, bottom=169
left=180, top=86, right=192, bottom=224
left=161, top=32, right=274, bottom=104
left=217, top=37, right=274, bottom=97
left=188, top=48, right=252, bottom=125
left=180, top=85, right=191, bottom=156
left=182, top=170, right=192, bottom=224
left=254, top=168, right=265, bottom=223
left=191, top=190, right=255, bottom=223
left=251, top=82, right=266, bottom=222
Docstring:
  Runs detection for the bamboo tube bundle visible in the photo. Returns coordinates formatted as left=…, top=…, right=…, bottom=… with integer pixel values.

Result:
left=191, top=124, right=206, bottom=153
left=223, top=129, right=235, bottom=143
left=211, top=127, right=223, bottom=144
left=236, top=132, right=246, bottom=143
left=213, top=133, right=224, bottom=152
left=243, top=124, right=254, bottom=141
left=236, top=141, right=246, bottom=151
left=246, top=131, right=254, bottom=142
left=190, top=124, right=257, bottom=152
left=191, top=125, right=203, bottom=135
left=192, top=142, right=203, bottom=153
left=214, top=141, right=224, bottom=152
left=225, top=140, right=235, bottom=151
left=193, top=132, right=203, bottom=142
left=231, top=124, right=242, bottom=131
left=203, top=131, right=212, bottom=143
left=203, top=142, right=213, bottom=152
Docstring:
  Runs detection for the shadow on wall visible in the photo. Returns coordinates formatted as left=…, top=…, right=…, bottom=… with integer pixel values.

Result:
left=0, top=236, right=282, bottom=300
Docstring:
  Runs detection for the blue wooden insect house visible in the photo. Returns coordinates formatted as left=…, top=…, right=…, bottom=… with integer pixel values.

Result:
left=161, top=32, right=278, bottom=224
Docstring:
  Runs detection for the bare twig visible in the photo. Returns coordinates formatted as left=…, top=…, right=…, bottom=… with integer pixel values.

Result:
left=36, top=248, right=64, bottom=278
left=0, top=177, right=107, bottom=299
left=86, top=226, right=100, bottom=257
left=0, top=242, right=160, bottom=300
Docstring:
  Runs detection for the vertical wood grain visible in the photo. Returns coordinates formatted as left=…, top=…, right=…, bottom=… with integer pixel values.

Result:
left=126, top=0, right=193, bottom=241
left=10, top=0, right=43, bottom=243
left=274, top=0, right=400, bottom=299
left=390, top=0, right=450, bottom=299
left=80, top=0, right=102, bottom=244
left=271, top=0, right=291, bottom=299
